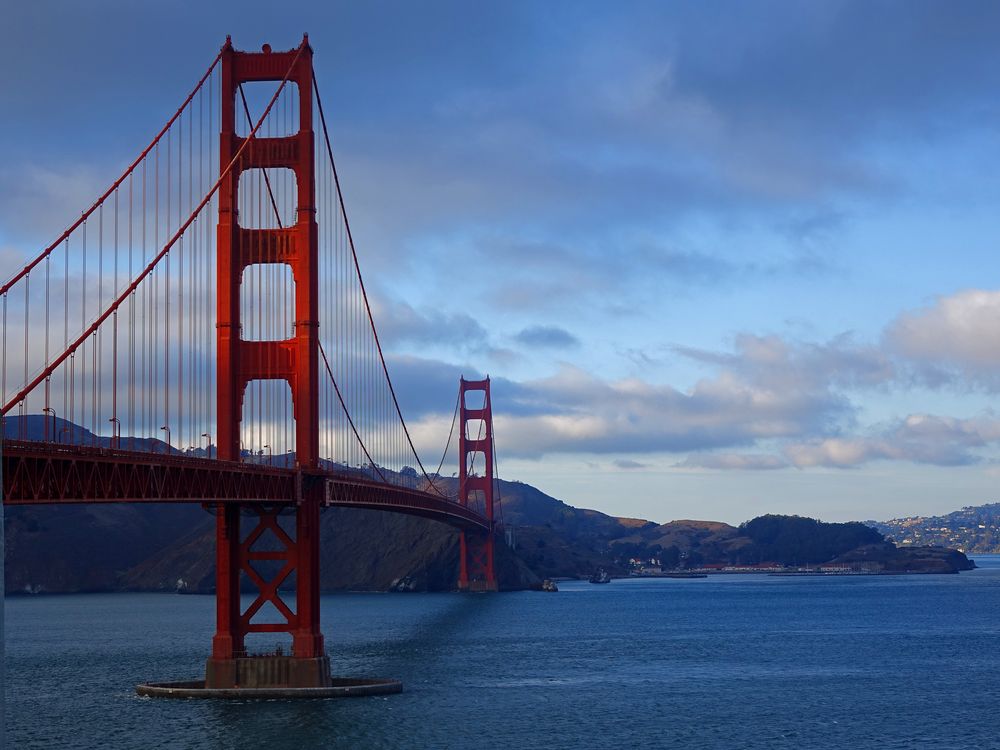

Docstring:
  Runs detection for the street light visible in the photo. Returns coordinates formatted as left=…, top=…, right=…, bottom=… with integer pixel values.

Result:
left=42, top=407, right=57, bottom=442
left=262, top=444, right=272, bottom=466
left=108, top=416, right=120, bottom=449
left=201, top=432, right=213, bottom=458
left=160, top=425, right=171, bottom=453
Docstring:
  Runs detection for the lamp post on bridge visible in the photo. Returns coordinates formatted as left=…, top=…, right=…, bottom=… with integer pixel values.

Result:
left=108, top=417, right=120, bottom=449
left=160, top=425, right=171, bottom=453
left=201, top=432, right=213, bottom=458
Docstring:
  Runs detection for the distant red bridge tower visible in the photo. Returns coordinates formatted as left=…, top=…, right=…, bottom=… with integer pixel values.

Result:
left=457, top=377, right=499, bottom=592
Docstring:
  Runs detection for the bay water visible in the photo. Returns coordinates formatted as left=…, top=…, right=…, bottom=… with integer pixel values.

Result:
left=9, top=557, right=1000, bottom=749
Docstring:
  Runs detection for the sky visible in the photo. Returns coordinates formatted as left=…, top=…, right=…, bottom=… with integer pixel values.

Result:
left=3, top=1, right=1000, bottom=525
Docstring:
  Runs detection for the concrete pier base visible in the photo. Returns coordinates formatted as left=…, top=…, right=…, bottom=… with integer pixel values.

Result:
left=139, top=653, right=402, bottom=699
left=459, top=580, right=499, bottom=592
left=205, top=654, right=333, bottom=689
left=136, top=677, right=402, bottom=700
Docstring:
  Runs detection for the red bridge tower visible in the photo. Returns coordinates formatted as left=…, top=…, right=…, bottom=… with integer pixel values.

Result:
left=457, top=377, right=498, bottom=592
left=206, top=37, right=329, bottom=689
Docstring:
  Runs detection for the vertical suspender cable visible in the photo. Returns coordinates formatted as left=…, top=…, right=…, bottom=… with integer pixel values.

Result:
left=1, top=46, right=305, bottom=420
left=43, top=253, right=50, bottom=439
left=80, top=221, right=86, bottom=440
left=96, top=205, right=102, bottom=444
left=129, top=172, right=134, bottom=448
left=112, top=189, right=119, bottom=445
left=165, top=126, right=171, bottom=451
left=313, top=72, right=444, bottom=494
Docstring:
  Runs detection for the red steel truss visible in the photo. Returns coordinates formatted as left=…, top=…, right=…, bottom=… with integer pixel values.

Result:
left=1, top=440, right=489, bottom=532
left=1, top=440, right=295, bottom=503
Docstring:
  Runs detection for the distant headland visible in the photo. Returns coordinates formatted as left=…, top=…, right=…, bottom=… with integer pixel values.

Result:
left=5, top=465, right=975, bottom=594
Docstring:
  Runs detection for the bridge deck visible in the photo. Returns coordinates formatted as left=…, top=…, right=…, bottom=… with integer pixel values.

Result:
left=1, top=440, right=488, bottom=532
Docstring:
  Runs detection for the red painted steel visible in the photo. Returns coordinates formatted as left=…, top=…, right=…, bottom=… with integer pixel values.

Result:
left=216, top=37, right=318, bottom=469
left=212, top=36, right=325, bottom=674
left=0, top=440, right=490, bottom=529
left=1, top=439, right=296, bottom=503
left=457, top=377, right=498, bottom=592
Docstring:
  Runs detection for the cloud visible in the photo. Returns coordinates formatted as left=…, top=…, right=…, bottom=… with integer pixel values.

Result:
left=677, top=453, right=789, bottom=471
left=389, top=350, right=852, bottom=461
left=489, top=363, right=850, bottom=458
left=777, top=209, right=848, bottom=244
left=0, top=164, right=106, bottom=245
left=371, top=296, right=489, bottom=351
left=885, top=289, right=1000, bottom=388
left=784, top=413, right=1000, bottom=468
left=613, top=458, right=648, bottom=470
left=668, top=289, right=1000, bottom=406
left=514, top=325, right=580, bottom=349
left=422, top=232, right=833, bottom=316
left=382, top=355, right=472, bottom=420
left=0, top=246, right=30, bottom=284
left=657, top=2, right=1000, bottom=158
left=675, top=331, right=896, bottom=392
left=393, top=301, right=1000, bottom=466
left=301, top=2, right=1000, bottom=294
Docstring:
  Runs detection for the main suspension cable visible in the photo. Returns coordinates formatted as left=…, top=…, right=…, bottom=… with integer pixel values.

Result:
left=432, top=388, right=461, bottom=487
left=0, top=48, right=224, bottom=296
left=2, top=42, right=306, bottom=416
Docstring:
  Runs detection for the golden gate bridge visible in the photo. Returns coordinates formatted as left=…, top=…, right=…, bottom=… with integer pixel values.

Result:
left=0, top=36, right=500, bottom=695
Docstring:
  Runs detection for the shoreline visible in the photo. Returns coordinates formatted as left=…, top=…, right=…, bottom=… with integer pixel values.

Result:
left=612, top=567, right=968, bottom=579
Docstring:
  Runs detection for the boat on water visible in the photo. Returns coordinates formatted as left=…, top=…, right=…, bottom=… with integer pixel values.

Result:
left=589, top=568, right=611, bottom=584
